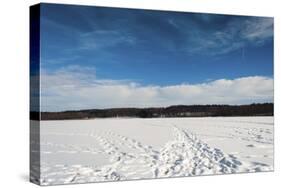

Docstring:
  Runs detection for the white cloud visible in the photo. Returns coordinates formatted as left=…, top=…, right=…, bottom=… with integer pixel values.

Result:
left=40, top=67, right=273, bottom=111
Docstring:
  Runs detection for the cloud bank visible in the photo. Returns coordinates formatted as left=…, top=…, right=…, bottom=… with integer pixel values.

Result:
left=40, top=67, right=273, bottom=112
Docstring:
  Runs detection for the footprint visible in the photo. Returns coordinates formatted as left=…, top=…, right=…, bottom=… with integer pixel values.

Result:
left=246, top=144, right=255, bottom=148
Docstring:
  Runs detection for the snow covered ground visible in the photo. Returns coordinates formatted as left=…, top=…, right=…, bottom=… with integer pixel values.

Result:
left=34, top=117, right=273, bottom=185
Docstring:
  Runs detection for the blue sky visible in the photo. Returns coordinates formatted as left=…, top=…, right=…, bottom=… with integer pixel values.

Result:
left=38, top=3, right=274, bottom=111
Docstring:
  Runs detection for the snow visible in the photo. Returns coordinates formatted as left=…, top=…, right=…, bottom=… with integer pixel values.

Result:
left=33, top=116, right=273, bottom=185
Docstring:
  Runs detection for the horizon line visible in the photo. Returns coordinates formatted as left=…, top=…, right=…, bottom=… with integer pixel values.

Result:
left=37, top=102, right=274, bottom=113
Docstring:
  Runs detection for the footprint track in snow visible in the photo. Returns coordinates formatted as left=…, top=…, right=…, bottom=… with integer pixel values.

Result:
left=39, top=125, right=273, bottom=185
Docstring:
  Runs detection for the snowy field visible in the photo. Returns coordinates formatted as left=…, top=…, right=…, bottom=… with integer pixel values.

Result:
left=34, top=117, right=273, bottom=185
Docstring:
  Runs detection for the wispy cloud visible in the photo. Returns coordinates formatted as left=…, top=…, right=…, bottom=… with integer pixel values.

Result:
left=77, top=30, right=137, bottom=50
left=181, top=16, right=273, bottom=55
left=42, top=6, right=273, bottom=57
left=41, top=56, right=81, bottom=66
left=40, top=66, right=273, bottom=111
left=240, top=17, right=273, bottom=44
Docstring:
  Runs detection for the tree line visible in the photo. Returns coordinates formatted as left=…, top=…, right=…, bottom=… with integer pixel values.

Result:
left=30, top=103, right=273, bottom=120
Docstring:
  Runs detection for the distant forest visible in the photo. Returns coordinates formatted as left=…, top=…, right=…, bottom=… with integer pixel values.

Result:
left=31, top=103, right=273, bottom=120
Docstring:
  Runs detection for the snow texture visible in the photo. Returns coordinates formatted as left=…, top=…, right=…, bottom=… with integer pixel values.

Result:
left=31, top=117, right=273, bottom=185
